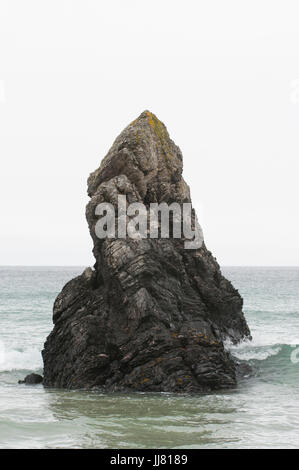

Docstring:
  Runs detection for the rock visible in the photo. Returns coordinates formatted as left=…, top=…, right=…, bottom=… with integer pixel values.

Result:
left=18, top=373, right=43, bottom=385
left=42, top=110, right=251, bottom=392
left=235, top=360, right=255, bottom=379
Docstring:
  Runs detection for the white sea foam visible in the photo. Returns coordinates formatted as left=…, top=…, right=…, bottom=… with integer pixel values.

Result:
left=229, top=343, right=282, bottom=361
left=224, top=319, right=299, bottom=362
left=0, top=340, right=42, bottom=372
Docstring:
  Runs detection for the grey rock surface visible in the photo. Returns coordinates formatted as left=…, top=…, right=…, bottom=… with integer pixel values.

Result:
left=42, top=111, right=250, bottom=392
left=18, top=373, right=43, bottom=385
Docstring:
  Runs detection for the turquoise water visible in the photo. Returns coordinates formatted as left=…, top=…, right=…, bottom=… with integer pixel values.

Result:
left=0, top=266, right=299, bottom=448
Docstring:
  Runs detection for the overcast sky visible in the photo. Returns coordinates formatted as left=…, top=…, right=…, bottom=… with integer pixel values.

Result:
left=0, top=0, right=299, bottom=266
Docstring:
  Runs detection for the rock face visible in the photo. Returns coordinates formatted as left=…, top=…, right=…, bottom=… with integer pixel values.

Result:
left=42, top=111, right=250, bottom=392
left=18, top=373, right=43, bottom=385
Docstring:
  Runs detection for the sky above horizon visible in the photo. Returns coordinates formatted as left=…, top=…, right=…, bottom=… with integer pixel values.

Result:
left=1, top=0, right=299, bottom=266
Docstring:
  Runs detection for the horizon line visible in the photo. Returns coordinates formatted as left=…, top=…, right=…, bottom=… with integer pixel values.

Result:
left=1, top=265, right=299, bottom=268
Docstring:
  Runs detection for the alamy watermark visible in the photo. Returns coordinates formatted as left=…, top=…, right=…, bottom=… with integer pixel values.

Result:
left=94, top=195, right=204, bottom=249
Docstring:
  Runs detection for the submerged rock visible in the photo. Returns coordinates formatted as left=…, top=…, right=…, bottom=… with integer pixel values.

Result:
left=42, top=111, right=250, bottom=392
left=18, top=373, right=43, bottom=385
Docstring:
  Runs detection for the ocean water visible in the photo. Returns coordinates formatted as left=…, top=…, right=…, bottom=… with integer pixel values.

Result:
left=0, top=266, right=299, bottom=449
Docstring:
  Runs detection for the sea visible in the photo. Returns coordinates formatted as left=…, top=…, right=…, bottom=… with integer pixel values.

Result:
left=0, top=266, right=298, bottom=449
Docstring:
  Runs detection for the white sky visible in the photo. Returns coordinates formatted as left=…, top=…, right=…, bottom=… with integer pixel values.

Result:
left=0, top=0, right=299, bottom=266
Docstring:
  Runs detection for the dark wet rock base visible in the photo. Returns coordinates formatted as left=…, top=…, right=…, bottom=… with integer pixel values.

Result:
left=18, top=373, right=43, bottom=385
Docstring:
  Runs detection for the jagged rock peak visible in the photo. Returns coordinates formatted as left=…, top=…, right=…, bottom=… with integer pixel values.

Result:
left=87, top=110, right=186, bottom=202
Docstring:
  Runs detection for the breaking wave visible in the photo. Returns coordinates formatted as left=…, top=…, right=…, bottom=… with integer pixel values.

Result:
left=0, top=340, right=42, bottom=372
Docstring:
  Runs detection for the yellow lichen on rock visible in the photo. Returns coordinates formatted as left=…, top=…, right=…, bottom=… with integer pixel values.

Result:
left=146, top=111, right=174, bottom=163
left=140, top=378, right=150, bottom=384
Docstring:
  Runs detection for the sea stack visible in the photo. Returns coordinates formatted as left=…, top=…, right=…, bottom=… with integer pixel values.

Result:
left=42, top=111, right=250, bottom=392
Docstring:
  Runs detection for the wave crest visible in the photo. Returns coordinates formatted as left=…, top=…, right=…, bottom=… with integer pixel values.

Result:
left=0, top=340, right=42, bottom=372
